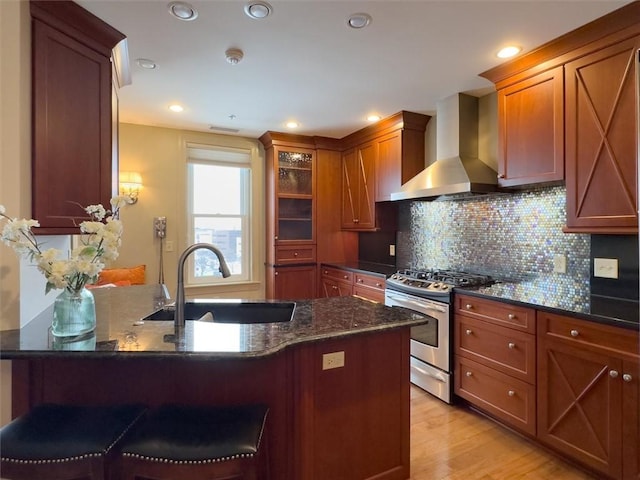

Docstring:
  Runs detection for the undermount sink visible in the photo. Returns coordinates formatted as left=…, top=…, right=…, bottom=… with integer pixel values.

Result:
left=141, top=301, right=296, bottom=324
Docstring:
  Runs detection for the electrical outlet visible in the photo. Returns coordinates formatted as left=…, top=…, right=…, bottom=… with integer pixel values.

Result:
left=389, top=244, right=396, bottom=257
left=322, top=351, right=345, bottom=370
left=165, top=240, right=174, bottom=252
left=553, top=254, right=566, bottom=274
left=153, top=217, right=167, bottom=238
left=594, top=258, right=618, bottom=279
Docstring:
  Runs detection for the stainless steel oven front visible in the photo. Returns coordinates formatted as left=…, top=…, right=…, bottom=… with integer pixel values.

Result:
left=384, top=289, right=452, bottom=404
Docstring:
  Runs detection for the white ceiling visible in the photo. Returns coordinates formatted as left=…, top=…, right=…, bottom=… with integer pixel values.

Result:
left=78, top=0, right=630, bottom=139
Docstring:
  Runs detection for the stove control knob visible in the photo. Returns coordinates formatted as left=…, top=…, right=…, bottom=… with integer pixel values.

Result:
left=440, top=284, right=449, bottom=290
left=432, top=282, right=440, bottom=289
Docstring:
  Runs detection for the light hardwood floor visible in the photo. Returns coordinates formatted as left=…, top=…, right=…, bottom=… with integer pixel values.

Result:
left=410, top=386, right=598, bottom=480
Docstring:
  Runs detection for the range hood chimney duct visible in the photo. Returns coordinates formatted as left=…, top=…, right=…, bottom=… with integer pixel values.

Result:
left=390, top=93, right=498, bottom=200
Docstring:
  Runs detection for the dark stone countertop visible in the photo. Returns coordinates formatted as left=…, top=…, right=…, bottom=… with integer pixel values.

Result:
left=457, top=278, right=639, bottom=331
left=321, top=262, right=397, bottom=278
left=0, top=284, right=428, bottom=359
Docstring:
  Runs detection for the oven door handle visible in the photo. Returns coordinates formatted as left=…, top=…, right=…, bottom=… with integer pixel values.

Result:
left=386, top=294, right=447, bottom=314
left=411, top=364, right=448, bottom=383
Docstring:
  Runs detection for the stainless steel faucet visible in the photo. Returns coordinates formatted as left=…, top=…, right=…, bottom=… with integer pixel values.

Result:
left=175, top=243, right=231, bottom=329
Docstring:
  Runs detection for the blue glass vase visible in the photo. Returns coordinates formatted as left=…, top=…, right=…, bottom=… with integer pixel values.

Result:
left=52, top=287, right=96, bottom=337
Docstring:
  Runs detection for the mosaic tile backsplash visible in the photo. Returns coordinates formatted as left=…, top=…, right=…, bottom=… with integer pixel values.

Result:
left=397, top=186, right=592, bottom=308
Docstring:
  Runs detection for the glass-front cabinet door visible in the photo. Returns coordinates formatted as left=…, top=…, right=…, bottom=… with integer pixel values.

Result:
left=275, top=147, right=315, bottom=243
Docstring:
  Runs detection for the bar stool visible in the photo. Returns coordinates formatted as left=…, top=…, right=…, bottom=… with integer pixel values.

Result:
left=0, top=403, right=147, bottom=480
left=119, top=404, right=270, bottom=480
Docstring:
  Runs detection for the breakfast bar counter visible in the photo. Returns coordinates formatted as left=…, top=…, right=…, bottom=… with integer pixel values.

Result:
left=1, top=284, right=428, bottom=480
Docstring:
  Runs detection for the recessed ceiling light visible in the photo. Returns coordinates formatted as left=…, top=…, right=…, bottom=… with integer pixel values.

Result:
left=286, top=121, right=299, bottom=129
left=367, top=115, right=381, bottom=122
left=168, top=104, right=184, bottom=113
left=244, top=1, right=272, bottom=19
left=347, top=13, right=372, bottom=29
left=497, top=45, right=522, bottom=59
left=136, top=58, right=157, bottom=69
left=168, top=1, right=198, bottom=21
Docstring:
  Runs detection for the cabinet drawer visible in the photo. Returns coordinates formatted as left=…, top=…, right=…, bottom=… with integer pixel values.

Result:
left=455, top=294, right=535, bottom=333
left=539, top=311, right=640, bottom=358
left=275, top=245, right=316, bottom=264
left=353, top=284, right=385, bottom=303
left=455, top=356, right=536, bottom=436
left=321, top=266, right=353, bottom=283
left=456, top=315, right=536, bottom=384
left=354, top=272, right=385, bottom=290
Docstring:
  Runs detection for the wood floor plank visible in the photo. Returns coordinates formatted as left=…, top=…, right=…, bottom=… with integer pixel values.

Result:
left=410, top=386, right=598, bottom=480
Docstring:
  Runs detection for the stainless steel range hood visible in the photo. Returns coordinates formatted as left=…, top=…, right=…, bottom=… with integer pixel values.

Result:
left=390, top=93, right=498, bottom=201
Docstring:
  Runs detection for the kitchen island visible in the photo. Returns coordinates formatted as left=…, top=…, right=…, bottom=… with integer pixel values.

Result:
left=1, top=285, right=428, bottom=480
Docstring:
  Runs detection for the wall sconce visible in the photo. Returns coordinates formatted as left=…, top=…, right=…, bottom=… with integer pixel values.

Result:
left=119, top=172, right=143, bottom=204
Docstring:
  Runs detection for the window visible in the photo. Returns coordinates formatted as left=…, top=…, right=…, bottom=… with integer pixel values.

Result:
left=187, top=144, right=252, bottom=284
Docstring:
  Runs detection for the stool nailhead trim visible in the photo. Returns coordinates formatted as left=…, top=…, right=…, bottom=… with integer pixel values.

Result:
left=122, top=452, right=256, bottom=465
left=1, top=453, right=101, bottom=464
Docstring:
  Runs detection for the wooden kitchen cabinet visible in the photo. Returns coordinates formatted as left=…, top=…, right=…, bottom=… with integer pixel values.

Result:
left=261, top=132, right=318, bottom=299
left=320, top=265, right=385, bottom=303
left=341, top=142, right=376, bottom=230
left=564, top=34, right=639, bottom=233
left=494, top=66, right=564, bottom=188
left=30, top=1, right=125, bottom=234
left=454, top=294, right=537, bottom=435
left=537, top=311, right=640, bottom=479
left=341, top=111, right=430, bottom=231
left=267, top=265, right=317, bottom=300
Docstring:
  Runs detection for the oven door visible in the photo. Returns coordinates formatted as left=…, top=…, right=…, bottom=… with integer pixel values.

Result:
left=384, top=289, right=450, bottom=373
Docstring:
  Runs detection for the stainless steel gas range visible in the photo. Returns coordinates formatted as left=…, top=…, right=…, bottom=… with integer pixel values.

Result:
left=384, top=269, right=494, bottom=404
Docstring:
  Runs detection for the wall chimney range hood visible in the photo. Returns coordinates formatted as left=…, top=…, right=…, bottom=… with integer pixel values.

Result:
left=390, top=93, right=498, bottom=201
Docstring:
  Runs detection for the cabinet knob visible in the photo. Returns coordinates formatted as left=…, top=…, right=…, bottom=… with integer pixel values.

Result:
left=375, top=283, right=382, bottom=287
left=508, top=390, right=515, bottom=397
left=465, top=329, right=473, bottom=335
left=274, top=235, right=278, bottom=240
left=344, top=275, right=349, bottom=279
left=507, top=313, right=516, bottom=320
left=465, top=304, right=473, bottom=310
left=324, top=270, right=328, bottom=274
left=609, top=370, right=619, bottom=378
left=498, top=174, right=505, bottom=179
left=465, top=371, right=473, bottom=377
left=508, top=342, right=516, bottom=349
left=570, top=329, right=579, bottom=337
left=353, top=219, right=359, bottom=224
left=293, top=252, right=298, bottom=256
left=274, top=271, right=279, bottom=276
left=623, top=374, right=633, bottom=382
left=357, top=278, right=363, bottom=283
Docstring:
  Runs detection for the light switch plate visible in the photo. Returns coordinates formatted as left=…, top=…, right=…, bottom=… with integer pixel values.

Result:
left=594, top=258, right=618, bottom=279
left=553, top=254, right=566, bottom=274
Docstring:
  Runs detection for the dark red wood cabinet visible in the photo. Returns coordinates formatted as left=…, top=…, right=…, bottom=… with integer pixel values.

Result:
left=30, top=1, right=124, bottom=234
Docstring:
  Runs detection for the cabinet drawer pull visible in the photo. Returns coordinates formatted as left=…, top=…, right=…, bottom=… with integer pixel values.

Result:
left=274, top=235, right=278, bottom=240
left=498, top=174, right=505, bottom=179
left=508, top=342, right=516, bottom=349
left=609, top=370, right=619, bottom=378
left=324, top=270, right=328, bottom=274
left=332, top=285, right=338, bottom=290
left=293, top=252, right=298, bottom=256
left=507, top=313, right=516, bottom=320
left=274, top=271, right=279, bottom=276
left=623, top=374, right=633, bottom=382
left=343, top=275, right=349, bottom=279
left=465, top=329, right=473, bottom=336
left=508, top=390, right=515, bottom=397
left=357, top=278, right=363, bottom=283
left=570, top=329, right=579, bottom=337
left=465, top=304, right=473, bottom=310
left=375, top=282, right=382, bottom=287
left=465, top=371, right=473, bottom=377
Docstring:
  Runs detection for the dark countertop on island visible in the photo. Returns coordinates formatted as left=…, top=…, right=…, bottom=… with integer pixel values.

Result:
left=0, top=284, right=428, bottom=359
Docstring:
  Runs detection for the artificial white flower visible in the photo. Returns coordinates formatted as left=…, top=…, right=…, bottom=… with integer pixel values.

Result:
left=0, top=199, right=126, bottom=294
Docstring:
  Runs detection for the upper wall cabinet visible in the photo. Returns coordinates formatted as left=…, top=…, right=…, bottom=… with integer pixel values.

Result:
left=480, top=1, right=640, bottom=234
left=30, top=1, right=125, bottom=234
left=495, top=66, right=564, bottom=187
left=340, top=111, right=430, bottom=231
left=564, top=35, right=639, bottom=233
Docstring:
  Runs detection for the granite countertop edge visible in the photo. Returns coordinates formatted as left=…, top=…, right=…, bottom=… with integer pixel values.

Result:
left=456, top=284, right=639, bottom=331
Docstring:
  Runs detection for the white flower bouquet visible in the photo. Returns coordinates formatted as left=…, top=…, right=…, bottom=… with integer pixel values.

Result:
left=0, top=196, right=128, bottom=294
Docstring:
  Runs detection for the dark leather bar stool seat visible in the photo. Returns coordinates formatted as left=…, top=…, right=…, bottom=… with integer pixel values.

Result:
left=0, top=403, right=147, bottom=480
left=119, top=404, right=270, bottom=480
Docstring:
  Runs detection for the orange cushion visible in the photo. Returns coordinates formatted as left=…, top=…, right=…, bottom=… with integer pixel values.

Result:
left=97, top=265, right=145, bottom=286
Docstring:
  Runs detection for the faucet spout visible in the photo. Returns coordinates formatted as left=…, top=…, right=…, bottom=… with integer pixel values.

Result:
left=175, top=243, right=231, bottom=329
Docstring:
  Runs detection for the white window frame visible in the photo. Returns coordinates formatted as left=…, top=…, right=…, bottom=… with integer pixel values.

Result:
left=186, top=143, right=252, bottom=285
